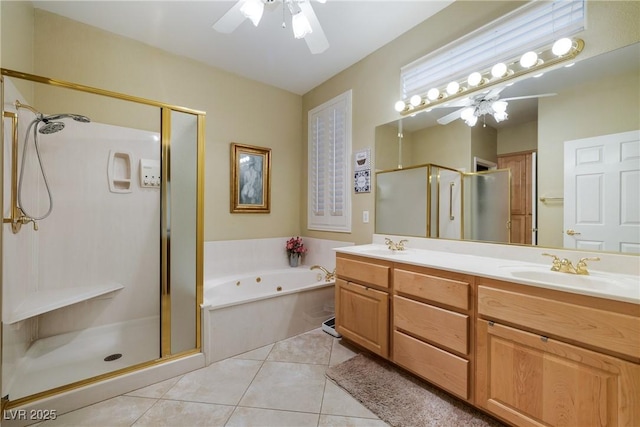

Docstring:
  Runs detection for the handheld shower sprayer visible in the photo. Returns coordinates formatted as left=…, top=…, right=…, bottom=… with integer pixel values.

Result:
left=11, top=100, right=91, bottom=229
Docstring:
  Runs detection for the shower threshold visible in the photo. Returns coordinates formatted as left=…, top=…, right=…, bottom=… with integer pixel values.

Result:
left=5, top=316, right=158, bottom=401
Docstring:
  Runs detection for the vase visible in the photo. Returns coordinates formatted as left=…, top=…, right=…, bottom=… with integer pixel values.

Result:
left=288, top=253, right=300, bottom=267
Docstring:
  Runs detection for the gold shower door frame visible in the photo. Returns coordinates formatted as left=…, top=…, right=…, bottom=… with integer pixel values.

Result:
left=0, top=68, right=205, bottom=409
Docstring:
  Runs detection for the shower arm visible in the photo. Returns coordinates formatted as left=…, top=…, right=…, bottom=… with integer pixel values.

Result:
left=2, top=110, right=38, bottom=233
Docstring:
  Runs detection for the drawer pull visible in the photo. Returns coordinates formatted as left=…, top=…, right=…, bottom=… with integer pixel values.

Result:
left=488, top=321, right=495, bottom=327
left=541, top=336, right=548, bottom=343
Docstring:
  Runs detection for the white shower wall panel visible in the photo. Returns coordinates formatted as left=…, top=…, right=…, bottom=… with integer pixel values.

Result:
left=28, top=120, right=160, bottom=338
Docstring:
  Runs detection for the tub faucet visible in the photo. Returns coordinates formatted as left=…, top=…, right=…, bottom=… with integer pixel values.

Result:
left=385, top=238, right=408, bottom=251
left=310, top=265, right=336, bottom=282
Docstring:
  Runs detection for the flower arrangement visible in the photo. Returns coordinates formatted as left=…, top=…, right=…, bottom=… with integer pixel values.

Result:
left=285, top=236, right=307, bottom=257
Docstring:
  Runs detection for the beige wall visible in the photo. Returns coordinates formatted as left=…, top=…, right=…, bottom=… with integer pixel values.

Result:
left=412, top=121, right=471, bottom=170
left=471, top=125, right=498, bottom=170
left=302, top=1, right=640, bottom=245
left=497, top=121, right=537, bottom=155
left=2, top=6, right=303, bottom=242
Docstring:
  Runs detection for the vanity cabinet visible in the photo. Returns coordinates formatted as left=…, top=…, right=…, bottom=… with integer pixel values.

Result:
left=335, top=254, right=391, bottom=358
left=476, top=278, right=640, bottom=426
left=392, top=266, right=473, bottom=400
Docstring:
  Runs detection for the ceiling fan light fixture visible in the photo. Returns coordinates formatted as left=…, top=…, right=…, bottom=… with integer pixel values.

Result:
left=493, top=111, right=508, bottom=122
left=460, top=107, right=476, bottom=121
left=292, top=11, right=313, bottom=39
left=464, top=115, right=478, bottom=127
left=240, top=0, right=265, bottom=26
left=492, top=100, right=508, bottom=113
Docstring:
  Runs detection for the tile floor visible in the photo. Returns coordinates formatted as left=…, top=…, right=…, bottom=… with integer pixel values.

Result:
left=38, top=328, right=389, bottom=427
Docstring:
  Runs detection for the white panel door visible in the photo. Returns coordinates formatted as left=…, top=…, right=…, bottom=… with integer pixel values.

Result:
left=564, top=130, right=640, bottom=253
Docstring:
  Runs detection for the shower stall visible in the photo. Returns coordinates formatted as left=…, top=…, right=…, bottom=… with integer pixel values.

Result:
left=0, top=69, right=204, bottom=411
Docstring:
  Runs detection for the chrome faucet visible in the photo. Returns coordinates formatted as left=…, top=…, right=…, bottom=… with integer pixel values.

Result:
left=385, top=238, right=408, bottom=251
left=310, top=265, right=336, bottom=282
left=542, top=253, right=600, bottom=275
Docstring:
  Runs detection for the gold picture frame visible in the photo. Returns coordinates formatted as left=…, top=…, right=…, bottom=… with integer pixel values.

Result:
left=230, top=143, right=271, bottom=213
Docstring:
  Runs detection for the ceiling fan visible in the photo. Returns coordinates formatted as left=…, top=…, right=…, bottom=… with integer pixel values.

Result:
left=435, top=87, right=556, bottom=127
left=213, top=0, right=329, bottom=54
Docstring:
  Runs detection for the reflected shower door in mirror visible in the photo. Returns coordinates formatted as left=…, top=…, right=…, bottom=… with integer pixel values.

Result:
left=374, top=43, right=640, bottom=254
left=376, top=164, right=509, bottom=243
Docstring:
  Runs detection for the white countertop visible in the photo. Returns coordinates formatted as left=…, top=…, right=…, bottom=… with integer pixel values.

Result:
left=334, top=244, right=640, bottom=304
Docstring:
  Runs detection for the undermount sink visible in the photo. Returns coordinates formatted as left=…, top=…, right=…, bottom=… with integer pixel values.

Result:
left=498, top=265, right=636, bottom=290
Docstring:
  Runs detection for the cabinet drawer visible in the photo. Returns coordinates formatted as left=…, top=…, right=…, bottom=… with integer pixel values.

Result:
left=478, top=285, right=640, bottom=359
left=336, top=256, right=390, bottom=289
left=394, top=296, right=468, bottom=355
left=393, top=331, right=468, bottom=399
left=394, top=268, right=469, bottom=310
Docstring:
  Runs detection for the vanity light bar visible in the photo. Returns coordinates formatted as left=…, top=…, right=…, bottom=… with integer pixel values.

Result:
left=394, top=37, right=584, bottom=115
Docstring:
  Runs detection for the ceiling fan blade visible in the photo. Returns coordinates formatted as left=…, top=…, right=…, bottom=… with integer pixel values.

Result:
left=501, top=93, right=557, bottom=101
left=437, top=108, right=465, bottom=125
left=299, top=1, right=329, bottom=54
left=212, top=1, right=246, bottom=33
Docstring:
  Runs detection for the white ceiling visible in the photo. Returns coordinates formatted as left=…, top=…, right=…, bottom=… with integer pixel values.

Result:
left=33, top=0, right=454, bottom=95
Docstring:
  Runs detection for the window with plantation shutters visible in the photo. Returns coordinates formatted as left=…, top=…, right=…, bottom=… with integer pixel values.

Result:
left=308, top=90, right=352, bottom=232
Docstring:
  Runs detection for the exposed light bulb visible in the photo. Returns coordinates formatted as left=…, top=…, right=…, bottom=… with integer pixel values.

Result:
left=292, top=11, right=312, bottom=39
left=520, top=51, right=538, bottom=68
left=467, top=72, right=483, bottom=87
left=427, top=88, right=440, bottom=101
left=410, top=95, right=422, bottom=107
left=241, top=0, right=265, bottom=26
left=446, top=81, right=460, bottom=95
left=394, top=100, right=407, bottom=112
left=491, top=63, right=508, bottom=78
left=552, top=38, right=573, bottom=56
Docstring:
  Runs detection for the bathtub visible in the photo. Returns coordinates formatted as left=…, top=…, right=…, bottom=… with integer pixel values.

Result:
left=202, top=267, right=335, bottom=364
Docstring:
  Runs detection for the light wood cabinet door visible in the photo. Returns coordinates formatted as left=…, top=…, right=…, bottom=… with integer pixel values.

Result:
left=476, top=319, right=640, bottom=427
left=335, top=278, right=389, bottom=358
left=498, top=151, right=534, bottom=245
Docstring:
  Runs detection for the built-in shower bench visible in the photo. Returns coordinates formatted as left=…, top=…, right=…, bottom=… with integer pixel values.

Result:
left=6, top=282, right=124, bottom=324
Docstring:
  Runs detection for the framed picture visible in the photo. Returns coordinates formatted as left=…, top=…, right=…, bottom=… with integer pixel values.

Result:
left=230, top=143, right=271, bottom=213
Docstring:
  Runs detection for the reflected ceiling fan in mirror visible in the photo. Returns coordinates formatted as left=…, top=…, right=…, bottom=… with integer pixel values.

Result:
left=213, top=0, right=329, bottom=54
left=435, top=87, right=556, bottom=127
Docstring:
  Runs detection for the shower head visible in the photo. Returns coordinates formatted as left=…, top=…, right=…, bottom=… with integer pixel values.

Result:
left=42, top=113, right=91, bottom=123
left=38, top=121, right=65, bottom=134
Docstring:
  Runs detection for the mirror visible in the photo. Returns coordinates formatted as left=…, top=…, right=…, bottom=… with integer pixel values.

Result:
left=375, top=42, right=640, bottom=253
